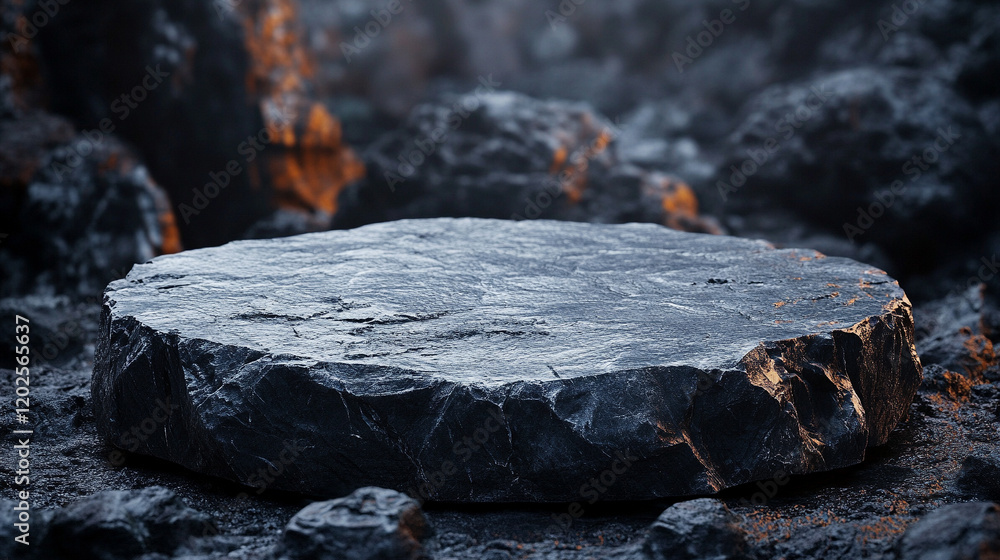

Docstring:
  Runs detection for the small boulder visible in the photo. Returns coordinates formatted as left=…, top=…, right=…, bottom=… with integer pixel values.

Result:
left=44, top=486, right=215, bottom=560
left=958, top=454, right=1000, bottom=502
left=896, top=502, right=1000, bottom=560
left=274, top=487, right=429, bottom=560
left=642, top=498, right=748, bottom=560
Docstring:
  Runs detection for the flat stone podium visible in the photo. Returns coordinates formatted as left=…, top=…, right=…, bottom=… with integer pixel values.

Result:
left=93, top=218, right=921, bottom=502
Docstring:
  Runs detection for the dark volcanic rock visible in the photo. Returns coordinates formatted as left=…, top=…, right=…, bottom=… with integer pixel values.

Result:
left=915, top=286, right=998, bottom=380
left=0, top=498, right=44, bottom=557
left=769, top=522, right=892, bottom=560
left=93, top=218, right=921, bottom=502
left=274, top=487, right=429, bottom=560
left=30, top=0, right=264, bottom=249
left=0, top=109, right=181, bottom=299
left=335, top=91, right=719, bottom=234
left=958, top=453, right=1000, bottom=502
left=720, top=67, right=1000, bottom=279
left=896, top=502, right=1000, bottom=560
left=642, top=498, right=748, bottom=560
left=42, top=486, right=214, bottom=560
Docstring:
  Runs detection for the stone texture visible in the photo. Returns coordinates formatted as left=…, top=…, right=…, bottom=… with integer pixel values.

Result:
left=642, top=498, right=748, bottom=560
left=335, top=91, right=719, bottom=234
left=720, top=67, right=1000, bottom=277
left=770, top=522, right=888, bottom=560
left=93, top=218, right=921, bottom=502
left=896, top=502, right=1000, bottom=560
left=274, top=487, right=429, bottom=560
left=42, top=486, right=215, bottom=560
left=0, top=110, right=181, bottom=299
left=958, top=453, right=1000, bottom=502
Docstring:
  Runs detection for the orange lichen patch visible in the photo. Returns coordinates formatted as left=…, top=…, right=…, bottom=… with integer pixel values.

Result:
left=550, top=129, right=615, bottom=204
left=137, top=159, right=184, bottom=255
left=268, top=141, right=365, bottom=215
left=562, top=168, right=587, bottom=204
left=660, top=179, right=698, bottom=216
left=959, top=327, right=997, bottom=380
left=641, top=174, right=711, bottom=232
left=300, top=103, right=339, bottom=148
left=774, top=302, right=787, bottom=308
left=827, top=283, right=841, bottom=288
left=855, top=516, right=912, bottom=546
left=740, top=508, right=849, bottom=546
left=157, top=205, right=183, bottom=255
left=240, top=0, right=365, bottom=215
left=549, top=146, right=568, bottom=174
left=791, top=277, right=803, bottom=281
left=242, top=0, right=315, bottom=102
left=817, top=321, right=839, bottom=327
left=863, top=269, right=888, bottom=275
left=790, top=251, right=826, bottom=262
left=775, top=320, right=793, bottom=325
left=938, top=370, right=975, bottom=401
left=844, top=297, right=859, bottom=306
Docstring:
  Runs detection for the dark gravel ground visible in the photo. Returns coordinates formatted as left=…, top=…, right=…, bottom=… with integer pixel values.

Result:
left=0, top=285, right=996, bottom=559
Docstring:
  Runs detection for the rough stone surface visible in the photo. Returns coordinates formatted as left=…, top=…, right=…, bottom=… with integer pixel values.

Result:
left=274, top=487, right=429, bottom=560
left=335, top=91, right=719, bottom=234
left=958, top=453, right=1000, bottom=502
left=914, top=286, right=999, bottom=379
left=896, top=502, right=1000, bottom=560
left=720, top=67, right=1000, bottom=277
left=641, top=498, right=748, bottom=560
left=0, top=110, right=181, bottom=299
left=768, top=521, right=897, bottom=560
left=42, top=486, right=215, bottom=559
left=93, top=218, right=921, bottom=502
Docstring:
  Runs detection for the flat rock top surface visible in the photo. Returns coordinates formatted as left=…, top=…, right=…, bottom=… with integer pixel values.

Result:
left=111, top=218, right=898, bottom=384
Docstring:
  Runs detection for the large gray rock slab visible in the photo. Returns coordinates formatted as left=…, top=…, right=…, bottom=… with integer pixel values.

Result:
left=92, top=218, right=921, bottom=502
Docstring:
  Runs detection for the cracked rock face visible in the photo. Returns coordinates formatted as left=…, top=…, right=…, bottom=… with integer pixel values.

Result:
left=93, top=218, right=921, bottom=502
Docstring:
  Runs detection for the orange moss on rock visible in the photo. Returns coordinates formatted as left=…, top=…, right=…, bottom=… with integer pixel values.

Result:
left=240, top=0, right=364, bottom=216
